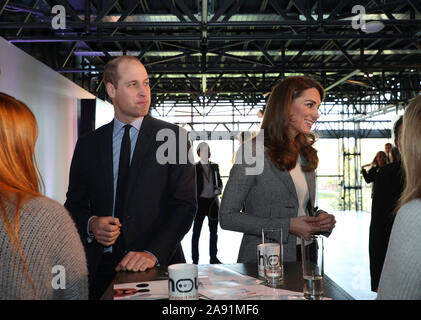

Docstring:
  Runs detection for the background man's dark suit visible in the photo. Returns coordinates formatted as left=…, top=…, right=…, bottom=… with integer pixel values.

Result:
left=65, top=115, right=197, bottom=281
left=191, top=161, right=223, bottom=264
left=369, top=161, right=404, bottom=291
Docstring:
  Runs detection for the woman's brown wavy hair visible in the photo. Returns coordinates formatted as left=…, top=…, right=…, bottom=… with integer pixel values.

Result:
left=260, top=76, right=325, bottom=172
left=0, top=92, right=44, bottom=296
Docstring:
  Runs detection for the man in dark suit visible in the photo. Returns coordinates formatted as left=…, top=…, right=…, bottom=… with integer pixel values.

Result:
left=369, top=116, right=404, bottom=292
left=384, top=142, right=392, bottom=163
left=191, top=142, right=223, bottom=264
left=64, top=56, right=196, bottom=299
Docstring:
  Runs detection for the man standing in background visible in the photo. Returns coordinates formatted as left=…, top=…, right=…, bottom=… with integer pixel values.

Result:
left=192, top=142, right=223, bottom=264
left=384, top=142, right=392, bottom=163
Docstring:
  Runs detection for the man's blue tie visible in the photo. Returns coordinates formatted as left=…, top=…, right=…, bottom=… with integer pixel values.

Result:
left=113, top=124, right=131, bottom=258
left=114, top=124, right=131, bottom=221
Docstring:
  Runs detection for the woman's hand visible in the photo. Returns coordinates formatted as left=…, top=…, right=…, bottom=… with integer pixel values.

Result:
left=290, top=212, right=336, bottom=240
left=312, top=211, right=336, bottom=232
left=289, top=216, right=322, bottom=240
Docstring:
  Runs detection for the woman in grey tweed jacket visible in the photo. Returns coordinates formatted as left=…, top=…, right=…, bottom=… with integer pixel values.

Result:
left=0, top=93, right=88, bottom=300
left=220, top=77, right=336, bottom=263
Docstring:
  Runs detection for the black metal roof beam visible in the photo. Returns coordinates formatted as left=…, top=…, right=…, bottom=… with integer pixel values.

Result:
left=137, top=42, right=154, bottom=60
left=53, top=0, right=108, bottom=70
left=289, top=43, right=307, bottom=63
left=94, top=0, right=119, bottom=22
left=139, top=0, right=149, bottom=12
left=372, top=0, right=405, bottom=34
left=61, top=41, right=78, bottom=68
left=150, top=73, right=164, bottom=91
left=158, top=41, right=201, bottom=53
left=406, top=0, right=421, bottom=15
left=317, top=0, right=324, bottom=27
left=55, top=62, right=421, bottom=74
left=163, top=0, right=186, bottom=22
left=183, top=73, right=200, bottom=92
left=144, top=53, right=191, bottom=66
left=252, top=41, right=275, bottom=66
left=55, top=0, right=81, bottom=22
left=10, top=30, right=416, bottom=42
left=214, top=52, right=272, bottom=67
left=368, top=41, right=393, bottom=62
left=109, top=1, right=140, bottom=36
left=4, top=19, right=421, bottom=30
left=0, top=0, right=10, bottom=18
left=259, top=0, right=269, bottom=12
left=221, top=0, right=247, bottom=22
left=207, top=73, right=224, bottom=92
left=4, top=1, right=48, bottom=17
left=209, top=0, right=236, bottom=23
left=84, top=0, right=91, bottom=33
left=291, top=0, right=314, bottom=21
left=175, top=0, right=199, bottom=23
left=268, top=0, right=299, bottom=38
left=267, top=0, right=290, bottom=20
left=332, top=40, right=356, bottom=66
left=336, top=0, right=410, bottom=20
left=208, top=41, right=250, bottom=53
left=243, top=73, right=260, bottom=92
left=15, top=0, right=40, bottom=37
left=327, top=0, right=358, bottom=21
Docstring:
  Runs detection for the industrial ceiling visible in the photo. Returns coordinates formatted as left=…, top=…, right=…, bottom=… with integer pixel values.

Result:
left=1, top=0, right=421, bottom=128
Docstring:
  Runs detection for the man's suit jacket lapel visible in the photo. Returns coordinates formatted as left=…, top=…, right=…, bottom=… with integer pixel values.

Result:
left=210, top=163, right=217, bottom=186
left=196, top=163, right=203, bottom=195
left=97, top=120, right=114, bottom=215
left=125, top=115, right=155, bottom=207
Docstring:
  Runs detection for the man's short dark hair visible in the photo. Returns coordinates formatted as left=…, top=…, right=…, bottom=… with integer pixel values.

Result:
left=393, top=116, right=403, bottom=146
left=103, top=56, right=140, bottom=88
left=196, top=142, right=210, bottom=156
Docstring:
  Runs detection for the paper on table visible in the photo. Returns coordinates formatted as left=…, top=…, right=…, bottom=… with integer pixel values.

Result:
left=197, top=265, right=306, bottom=300
left=198, top=265, right=261, bottom=286
left=112, top=265, right=332, bottom=300
left=113, top=280, right=168, bottom=300
left=199, top=283, right=307, bottom=300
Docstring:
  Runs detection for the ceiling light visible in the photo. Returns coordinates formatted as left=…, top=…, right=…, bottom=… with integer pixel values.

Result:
left=361, top=21, right=385, bottom=33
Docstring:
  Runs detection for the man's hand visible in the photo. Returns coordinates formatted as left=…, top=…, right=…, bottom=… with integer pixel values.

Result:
left=115, top=251, right=157, bottom=272
left=89, top=216, right=121, bottom=247
left=214, top=187, right=222, bottom=196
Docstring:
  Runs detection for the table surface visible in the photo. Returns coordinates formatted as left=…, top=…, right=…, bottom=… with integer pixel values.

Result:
left=102, top=262, right=354, bottom=300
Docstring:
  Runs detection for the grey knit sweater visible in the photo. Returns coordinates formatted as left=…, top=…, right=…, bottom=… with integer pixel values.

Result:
left=377, top=198, right=421, bottom=300
left=0, top=196, right=88, bottom=300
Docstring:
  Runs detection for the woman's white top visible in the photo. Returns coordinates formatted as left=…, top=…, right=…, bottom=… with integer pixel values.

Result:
left=289, top=155, right=310, bottom=245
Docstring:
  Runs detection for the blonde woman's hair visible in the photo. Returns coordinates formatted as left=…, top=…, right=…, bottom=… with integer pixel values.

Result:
left=398, top=95, right=421, bottom=210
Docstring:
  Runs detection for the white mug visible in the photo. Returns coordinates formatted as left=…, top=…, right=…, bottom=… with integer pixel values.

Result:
left=168, top=263, right=199, bottom=300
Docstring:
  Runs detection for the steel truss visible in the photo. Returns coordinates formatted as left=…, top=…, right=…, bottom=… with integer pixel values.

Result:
left=1, top=0, right=420, bottom=211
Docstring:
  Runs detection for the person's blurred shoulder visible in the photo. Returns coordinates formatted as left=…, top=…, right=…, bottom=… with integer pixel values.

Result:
left=22, top=196, right=75, bottom=226
left=397, top=199, right=421, bottom=222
